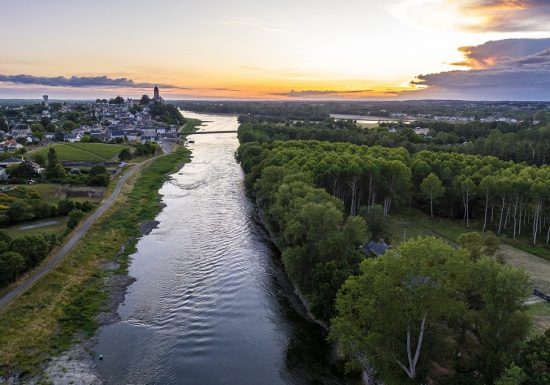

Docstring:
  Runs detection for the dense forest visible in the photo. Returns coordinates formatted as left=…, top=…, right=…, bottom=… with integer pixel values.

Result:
left=237, top=122, right=550, bottom=384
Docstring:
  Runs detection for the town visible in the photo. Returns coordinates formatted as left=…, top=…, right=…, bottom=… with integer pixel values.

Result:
left=0, top=86, right=183, bottom=154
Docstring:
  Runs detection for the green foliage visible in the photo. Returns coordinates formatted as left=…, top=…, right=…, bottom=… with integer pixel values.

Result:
left=420, top=173, right=445, bottom=217
left=67, top=209, right=85, bottom=229
left=358, top=204, right=389, bottom=241
left=495, top=365, right=527, bottom=385
left=458, top=231, right=500, bottom=259
left=515, top=330, right=550, bottom=385
left=0, top=251, right=25, bottom=286
left=148, top=103, right=185, bottom=126
left=118, top=148, right=132, bottom=161
left=331, top=237, right=530, bottom=385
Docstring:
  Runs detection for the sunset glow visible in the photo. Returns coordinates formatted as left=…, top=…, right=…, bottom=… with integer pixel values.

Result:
left=0, top=0, right=549, bottom=99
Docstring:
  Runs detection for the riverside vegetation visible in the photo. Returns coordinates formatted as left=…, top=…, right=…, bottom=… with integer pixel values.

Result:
left=237, top=123, right=550, bottom=384
left=0, top=146, right=192, bottom=380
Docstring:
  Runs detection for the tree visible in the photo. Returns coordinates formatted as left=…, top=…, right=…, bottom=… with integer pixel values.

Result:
left=495, top=364, right=527, bottom=385
left=331, top=237, right=530, bottom=384
left=46, top=148, right=66, bottom=179
left=0, top=251, right=25, bottom=286
left=515, top=330, right=550, bottom=385
left=331, top=238, right=469, bottom=383
left=358, top=204, right=389, bottom=241
left=140, top=94, right=150, bottom=105
left=420, top=173, right=445, bottom=217
left=67, top=209, right=85, bottom=229
left=10, top=161, right=37, bottom=179
left=118, top=148, right=132, bottom=161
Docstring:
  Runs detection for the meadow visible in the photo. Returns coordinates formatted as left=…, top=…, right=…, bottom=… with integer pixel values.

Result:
left=29, top=143, right=129, bottom=162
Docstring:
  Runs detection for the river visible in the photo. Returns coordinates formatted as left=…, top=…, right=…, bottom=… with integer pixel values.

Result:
left=93, top=112, right=347, bottom=385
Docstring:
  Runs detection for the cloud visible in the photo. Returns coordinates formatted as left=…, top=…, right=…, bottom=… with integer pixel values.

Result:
left=0, top=74, right=180, bottom=89
left=452, top=38, right=550, bottom=68
left=411, top=39, right=550, bottom=100
left=459, top=0, right=550, bottom=32
left=272, top=89, right=375, bottom=98
left=392, top=0, right=550, bottom=33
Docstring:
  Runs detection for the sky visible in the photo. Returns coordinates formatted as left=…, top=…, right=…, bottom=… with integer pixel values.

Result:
left=1, top=0, right=550, bottom=100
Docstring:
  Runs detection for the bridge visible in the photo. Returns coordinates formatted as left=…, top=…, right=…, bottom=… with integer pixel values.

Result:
left=179, top=130, right=237, bottom=136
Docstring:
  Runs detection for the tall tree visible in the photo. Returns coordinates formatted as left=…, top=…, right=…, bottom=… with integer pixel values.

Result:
left=420, top=173, right=445, bottom=217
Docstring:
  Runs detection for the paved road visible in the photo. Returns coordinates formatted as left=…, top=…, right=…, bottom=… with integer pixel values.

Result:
left=0, top=161, right=149, bottom=310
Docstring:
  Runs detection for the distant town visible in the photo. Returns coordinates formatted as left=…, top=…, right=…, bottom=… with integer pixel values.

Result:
left=0, top=86, right=184, bottom=155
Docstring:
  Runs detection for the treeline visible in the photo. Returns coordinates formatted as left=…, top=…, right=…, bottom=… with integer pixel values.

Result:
left=239, top=120, right=550, bottom=166
left=237, top=138, right=544, bottom=384
left=240, top=138, right=550, bottom=245
left=175, top=101, right=330, bottom=120
left=0, top=232, right=59, bottom=287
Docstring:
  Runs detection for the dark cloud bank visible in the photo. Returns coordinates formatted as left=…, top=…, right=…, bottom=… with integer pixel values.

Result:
left=413, top=38, right=550, bottom=100
left=0, top=74, right=177, bottom=89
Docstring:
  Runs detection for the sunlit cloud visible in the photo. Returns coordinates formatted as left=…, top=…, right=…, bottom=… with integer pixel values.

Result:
left=391, top=0, right=550, bottom=33
left=410, top=39, right=550, bottom=100
left=451, top=38, right=550, bottom=68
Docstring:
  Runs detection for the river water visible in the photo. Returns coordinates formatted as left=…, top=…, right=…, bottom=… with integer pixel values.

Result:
left=93, top=112, right=346, bottom=385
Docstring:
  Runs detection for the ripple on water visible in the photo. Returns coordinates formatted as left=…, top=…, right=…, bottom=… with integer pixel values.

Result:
left=93, top=113, right=347, bottom=385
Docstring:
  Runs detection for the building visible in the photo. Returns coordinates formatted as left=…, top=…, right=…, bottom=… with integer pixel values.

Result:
left=0, top=157, right=24, bottom=168
left=361, top=240, right=390, bottom=257
left=0, top=139, right=24, bottom=152
left=11, top=124, right=31, bottom=139
left=43, top=95, right=49, bottom=109
left=64, top=133, right=82, bottom=142
left=109, top=130, right=125, bottom=140
left=153, top=86, right=164, bottom=104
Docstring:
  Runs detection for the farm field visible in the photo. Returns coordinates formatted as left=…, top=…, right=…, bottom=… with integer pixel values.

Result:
left=29, top=143, right=129, bottom=162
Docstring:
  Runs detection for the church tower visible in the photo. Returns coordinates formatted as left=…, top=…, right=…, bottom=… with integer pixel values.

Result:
left=154, top=86, right=160, bottom=100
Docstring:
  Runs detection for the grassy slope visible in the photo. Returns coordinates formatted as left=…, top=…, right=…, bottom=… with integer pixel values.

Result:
left=179, top=118, right=203, bottom=133
left=29, top=143, right=129, bottom=162
left=0, top=147, right=191, bottom=378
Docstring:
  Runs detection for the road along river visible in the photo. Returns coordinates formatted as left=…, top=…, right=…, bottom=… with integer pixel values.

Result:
left=93, top=112, right=347, bottom=384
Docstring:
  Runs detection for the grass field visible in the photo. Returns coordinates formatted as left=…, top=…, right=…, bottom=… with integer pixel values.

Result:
left=0, top=147, right=191, bottom=380
left=29, top=143, right=129, bottom=162
left=1, top=217, right=68, bottom=238
left=526, top=302, right=550, bottom=335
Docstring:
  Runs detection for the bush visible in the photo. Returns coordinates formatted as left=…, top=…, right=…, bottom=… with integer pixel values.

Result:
left=89, top=174, right=110, bottom=187
left=0, top=251, right=25, bottom=286
left=67, top=209, right=85, bottom=229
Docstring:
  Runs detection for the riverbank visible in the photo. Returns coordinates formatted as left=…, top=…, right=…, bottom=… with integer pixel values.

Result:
left=0, top=147, right=192, bottom=383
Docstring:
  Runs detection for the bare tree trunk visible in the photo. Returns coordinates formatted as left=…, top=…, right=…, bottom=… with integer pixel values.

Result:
left=483, top=192, right=489, bottom=232
left=395, top=314, right=427, bottom=380
left=498, top=197, right=506, bottom=235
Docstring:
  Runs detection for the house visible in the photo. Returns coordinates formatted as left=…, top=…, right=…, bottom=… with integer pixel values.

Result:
left=0, top=139, right=24, bottom=152
left=124, top=130, right=141, bottom=141
left=361, top=240, right=390, bottom=257
left=413, top=127, right=430, bottom=136
left=11, top=124, right=31, bottom=138
left=0, top=157, right=24, bottom=168
left=109, top=130, right=125, bottom=140
left=0, top=168, right=7, bottom=181
left=64, top=133, right=82, bottom=142
left=155, top=127, right=167, bottom=134
left=141, top=135, right=157, bottom=143
left=141, top=127, right=157, bottom=136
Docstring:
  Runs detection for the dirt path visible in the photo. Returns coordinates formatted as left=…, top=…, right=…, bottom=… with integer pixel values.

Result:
left=0, top=159, right=151, bottom=310
left=498, top=244, right=550, bottom=293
